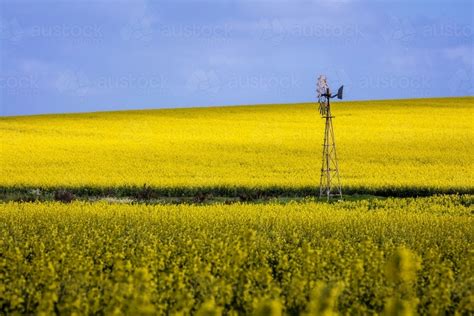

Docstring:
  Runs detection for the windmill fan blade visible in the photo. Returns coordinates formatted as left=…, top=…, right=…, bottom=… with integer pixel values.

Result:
left=337, top=85, right=344, bottom=99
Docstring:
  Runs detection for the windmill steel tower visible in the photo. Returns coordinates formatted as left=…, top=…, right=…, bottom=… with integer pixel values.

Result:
left=317, top=75, right=343, bottom=201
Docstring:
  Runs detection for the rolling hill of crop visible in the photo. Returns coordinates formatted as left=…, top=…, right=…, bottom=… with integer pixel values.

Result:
left=1, top=97, right=473, bottom=197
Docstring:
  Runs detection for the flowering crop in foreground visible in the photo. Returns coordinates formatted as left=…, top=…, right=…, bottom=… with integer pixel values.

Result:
left=1, top=195, right=472, bottom=314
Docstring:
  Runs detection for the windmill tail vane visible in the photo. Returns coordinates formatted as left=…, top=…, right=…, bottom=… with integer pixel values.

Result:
left=316, top=75, right=344, bottom=201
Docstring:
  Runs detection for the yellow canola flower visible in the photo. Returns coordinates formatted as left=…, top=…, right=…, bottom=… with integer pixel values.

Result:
left=0, top=97, right=472, bottom=191
left=0, top=195, right=472, bottom=314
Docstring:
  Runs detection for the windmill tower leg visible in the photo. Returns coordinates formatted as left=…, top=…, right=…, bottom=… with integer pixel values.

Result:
left=329, top=116, right=343, bottom=199
left=319, top=114, right=342, bottom=201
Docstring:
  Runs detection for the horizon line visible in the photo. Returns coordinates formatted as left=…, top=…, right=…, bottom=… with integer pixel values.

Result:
left=1, top=95, right=473, bottom=118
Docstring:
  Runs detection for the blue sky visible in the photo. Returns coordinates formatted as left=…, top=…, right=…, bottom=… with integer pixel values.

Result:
left=0, top=0, right=472, bottom=116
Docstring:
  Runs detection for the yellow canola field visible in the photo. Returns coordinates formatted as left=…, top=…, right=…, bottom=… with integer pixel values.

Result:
left=1, top=196, right=472, bottom=314
left=0, top=97, right=472, bottom=191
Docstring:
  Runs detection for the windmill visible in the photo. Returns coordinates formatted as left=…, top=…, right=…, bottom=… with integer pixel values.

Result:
left=317, top=75, right=343, bottom=201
